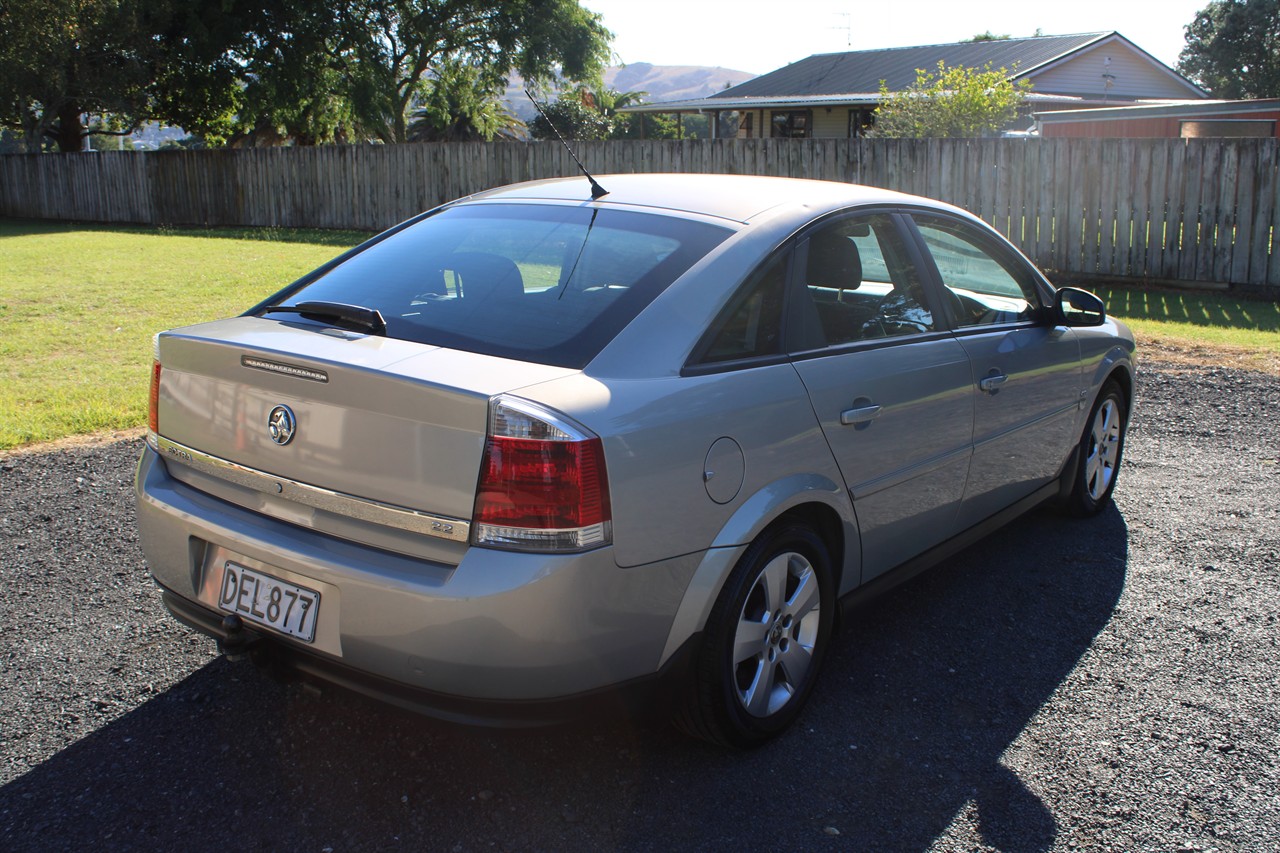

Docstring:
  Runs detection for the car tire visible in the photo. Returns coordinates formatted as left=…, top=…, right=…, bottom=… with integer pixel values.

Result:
left=675, top=522, right=835, bottom=748
left=1065, top=380, right=1128, bottom=517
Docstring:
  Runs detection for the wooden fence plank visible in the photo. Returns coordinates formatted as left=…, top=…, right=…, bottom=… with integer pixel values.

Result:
left=1248, top=139, right=1275, bottom=286
left=1229, top=142, right=1254, bottom=285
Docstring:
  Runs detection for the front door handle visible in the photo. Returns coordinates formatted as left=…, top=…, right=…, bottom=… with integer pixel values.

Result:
left=840, top=404, right=882, bottom=425
left=979, top=371, right=1008, bottom=394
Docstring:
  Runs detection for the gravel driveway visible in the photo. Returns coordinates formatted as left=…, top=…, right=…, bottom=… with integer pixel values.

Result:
left=1, top=358, right=1277, bottom=852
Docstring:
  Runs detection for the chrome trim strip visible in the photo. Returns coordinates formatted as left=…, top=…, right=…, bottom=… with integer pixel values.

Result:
left=240, top=356, right=329, bottom=383
left=149, top=433, right=470, bottom=543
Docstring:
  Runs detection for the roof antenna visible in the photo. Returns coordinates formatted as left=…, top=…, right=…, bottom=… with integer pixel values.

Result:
left=525, top=88, right=608, bottom=200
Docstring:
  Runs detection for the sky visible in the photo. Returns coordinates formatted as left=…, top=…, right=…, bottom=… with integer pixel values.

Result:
left=580, top=0, right=1209, bottom=76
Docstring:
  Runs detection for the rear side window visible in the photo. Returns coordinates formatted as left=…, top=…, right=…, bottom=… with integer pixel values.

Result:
left=700, top=252, right=788, bottom=363
left=275, top=204, right=731, bottom=368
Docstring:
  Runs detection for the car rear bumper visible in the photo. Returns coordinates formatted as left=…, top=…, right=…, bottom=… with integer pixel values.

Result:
left=135, top=445, right=701, bottom=706
left=157, top=585, right=699, bottom=727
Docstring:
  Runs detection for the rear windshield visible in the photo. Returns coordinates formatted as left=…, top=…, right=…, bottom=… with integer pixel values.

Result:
left=270, top=203, right=732, bottom=368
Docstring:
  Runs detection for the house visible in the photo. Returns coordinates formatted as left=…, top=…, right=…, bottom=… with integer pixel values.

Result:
left=621, top=32, right=1207, bottom=138
left=1036, top=98, right=1280, bottom=138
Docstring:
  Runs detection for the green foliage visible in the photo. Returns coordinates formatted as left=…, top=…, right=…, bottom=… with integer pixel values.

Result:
left=0, top=0, right=611, bottom=150
left=528, top=92, right=614, bottom=140
left=872, top=62, right=1031, bottom=138
left=526, top=86, right=679, bottom=141
left=342, top=0, right=611, bottom=144
left=408, top=61, right=525, bottom=142
left=1178, top=0, right=1280, bottom=98
left=610, top=111, right=679, bottom=140
left=969, top=31, right=1012, bottom=41
left=0, top=0, right=147, bottom=151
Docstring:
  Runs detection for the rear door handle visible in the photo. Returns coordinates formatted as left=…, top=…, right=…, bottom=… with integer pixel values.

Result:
left=979, top=372, right=1008, bottom=393
left=840, top=404, right=882, bottom=425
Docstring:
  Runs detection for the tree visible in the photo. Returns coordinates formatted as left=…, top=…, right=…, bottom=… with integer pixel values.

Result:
left=528, top=91, right=614, bottom=140
left=610, top=110, right=679, bottom=140
left=342, top=0, right=610, bottom=144
left=407, top=60, right=525, bottom=141
left=1178, top=0, right=1280, bottom=98
left=0, top=0, right=246, bottom=152
left=0, top=0, right=610, bottom=150
left=0, top=0, right=147, bottom=152
left=871, top=61, right=1031, bottom=138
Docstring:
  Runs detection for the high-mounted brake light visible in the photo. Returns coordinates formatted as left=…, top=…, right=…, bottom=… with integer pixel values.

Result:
left=472, top=396, right=612, bottom=553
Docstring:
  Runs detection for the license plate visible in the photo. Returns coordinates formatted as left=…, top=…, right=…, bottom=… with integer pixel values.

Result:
left=217, top=561, right=320, bottom=643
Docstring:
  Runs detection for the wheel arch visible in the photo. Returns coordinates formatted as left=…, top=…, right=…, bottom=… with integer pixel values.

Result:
left=1087, top=345, right=1135, bottom=405
left=1105, top=361, right=1134, bottom=410
left=658, top=474, right=858, bottom=668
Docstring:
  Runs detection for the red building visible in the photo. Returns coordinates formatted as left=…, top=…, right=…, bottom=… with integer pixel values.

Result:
left=1036, top=99, right=1280, bottom=138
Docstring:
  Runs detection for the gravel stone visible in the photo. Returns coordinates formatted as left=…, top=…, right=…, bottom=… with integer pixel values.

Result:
left=1, top=359, right=1277, bottom=851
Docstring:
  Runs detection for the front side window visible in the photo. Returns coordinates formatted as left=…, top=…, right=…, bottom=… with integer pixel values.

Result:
left=268, top=204, right=731, bottom=368
left=912, top=216, right=1041, bottom=327
left=791, top=213, right=935, bottom=350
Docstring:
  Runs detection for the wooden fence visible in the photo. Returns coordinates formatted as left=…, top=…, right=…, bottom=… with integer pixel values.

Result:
left=2, top=138, right=1279, bottom=295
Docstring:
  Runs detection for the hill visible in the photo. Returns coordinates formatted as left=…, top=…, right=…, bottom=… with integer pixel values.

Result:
left=504, top=63, right=755, bottom=122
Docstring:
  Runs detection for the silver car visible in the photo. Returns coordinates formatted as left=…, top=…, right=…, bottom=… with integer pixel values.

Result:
left=136, top=174, right=1134, bottom=747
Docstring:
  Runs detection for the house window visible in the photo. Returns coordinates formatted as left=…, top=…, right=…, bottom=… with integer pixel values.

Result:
left=848, top=108, right=875, bottom=138
left=735, top=112, right=754, bottom=139
left=1181, top=119, right=1275, bottom=138
left=771, top=111, right=810, bottom=138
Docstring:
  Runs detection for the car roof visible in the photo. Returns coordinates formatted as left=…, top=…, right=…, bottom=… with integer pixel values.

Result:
left=460, top=173, right=936, bottom=224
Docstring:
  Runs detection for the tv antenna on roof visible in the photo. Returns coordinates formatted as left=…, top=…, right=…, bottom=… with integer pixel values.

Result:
left=831, top=12, right=851, bottom=48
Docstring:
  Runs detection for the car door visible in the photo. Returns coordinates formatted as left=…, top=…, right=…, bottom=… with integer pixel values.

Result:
left=787, top=212, right=974, bottom=581
left=906, top=213, right=1084, bottom=529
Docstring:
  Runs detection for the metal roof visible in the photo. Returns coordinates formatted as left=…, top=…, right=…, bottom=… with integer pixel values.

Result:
left=715, top=32, right=1111, bottom=99
left=618, top=32, right=1206, bottom=116
left=619, top=91, right=1106, bottom=114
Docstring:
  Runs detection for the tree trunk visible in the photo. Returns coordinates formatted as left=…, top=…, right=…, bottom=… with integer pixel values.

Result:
left=54, top=103, right=85, bottom=153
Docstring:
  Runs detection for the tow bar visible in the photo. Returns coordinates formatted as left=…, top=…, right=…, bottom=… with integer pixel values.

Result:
left=217, top=613, right=261, bottom=662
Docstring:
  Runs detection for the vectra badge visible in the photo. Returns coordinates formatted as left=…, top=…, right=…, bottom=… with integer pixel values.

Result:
left=268, top=405, right=297, bottom=446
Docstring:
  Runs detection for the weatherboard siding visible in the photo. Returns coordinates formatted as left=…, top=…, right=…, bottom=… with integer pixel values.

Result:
left=1027, top=41, right=1200, bottom=101
left=810, top=109, right=850, bottom=139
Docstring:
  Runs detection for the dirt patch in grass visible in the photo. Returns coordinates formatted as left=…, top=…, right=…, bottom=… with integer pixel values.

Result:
left=1136, top=333, right=1280, bottom=376
left=0, top=427, right=146, bottom=461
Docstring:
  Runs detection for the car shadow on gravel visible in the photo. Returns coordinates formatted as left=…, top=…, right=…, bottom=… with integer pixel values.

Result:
left=0, top=505, right=1128, bottom=853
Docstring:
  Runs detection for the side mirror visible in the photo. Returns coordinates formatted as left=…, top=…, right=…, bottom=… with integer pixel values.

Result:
left=1056, top=287, right=1106, bottom=327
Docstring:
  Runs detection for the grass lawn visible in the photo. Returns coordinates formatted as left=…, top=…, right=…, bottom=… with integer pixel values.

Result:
left=0, top=220, right=368, bottom=450
left=1089, top=283, right=1280, bottom=374
left=1, top=219, right=1277, bottom=451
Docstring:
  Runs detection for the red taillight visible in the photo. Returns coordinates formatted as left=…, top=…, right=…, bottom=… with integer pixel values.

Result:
left=472, top=397, right=612, bottom=552
left=148, top=359, right=162, bottom=434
